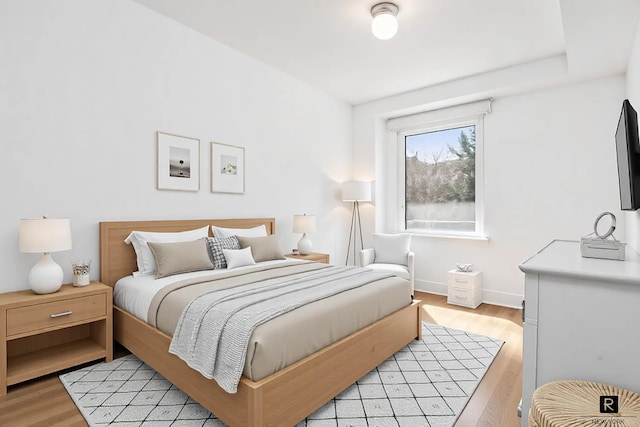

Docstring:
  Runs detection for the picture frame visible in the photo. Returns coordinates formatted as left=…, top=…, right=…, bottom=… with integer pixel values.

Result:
left=211, top=142, right=245, bottom=194
left=157, top=132, right=200, bottom=192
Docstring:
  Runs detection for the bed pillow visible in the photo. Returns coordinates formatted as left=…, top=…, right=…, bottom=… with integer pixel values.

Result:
left=373, top=233, right=412, bottom=266
left=147, top=238, right=214, bottom=279
left=124, top=226, right=209, bottom=276
left=205, top=236, right=240, bottom=269
left=223, top=247, right=256, bottom=269
left=211, top=224, right=267, bottom=239
left=236, top=235, right=286, bottom=263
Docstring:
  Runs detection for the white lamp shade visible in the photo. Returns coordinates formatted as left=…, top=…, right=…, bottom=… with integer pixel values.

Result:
left=19, top=218, right=72, bottom=253
left=342, top=181, right=372, bottom=202
left=293, top=214, right=316, bottom=234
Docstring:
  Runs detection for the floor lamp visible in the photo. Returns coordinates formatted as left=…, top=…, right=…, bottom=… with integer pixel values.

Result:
left=342, top=181, right=372, bottom=265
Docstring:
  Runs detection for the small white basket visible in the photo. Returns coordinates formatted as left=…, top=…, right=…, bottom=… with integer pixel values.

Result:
left=72, top=259, right=91, bottom=286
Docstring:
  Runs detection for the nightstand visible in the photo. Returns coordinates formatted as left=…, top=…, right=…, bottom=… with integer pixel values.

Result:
left=0, top=282, right=113, bottom=396
left=447, top=270, right=482, bottom=309
left=285, top=252, right=330, bottom=264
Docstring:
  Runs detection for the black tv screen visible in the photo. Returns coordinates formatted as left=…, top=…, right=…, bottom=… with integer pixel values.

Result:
left=615, top=99, right=640, bottom=211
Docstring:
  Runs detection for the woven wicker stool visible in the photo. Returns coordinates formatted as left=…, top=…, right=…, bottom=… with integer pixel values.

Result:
left=528, top=409, right=540, bottom=427
left=529, top=380, right=640, bottom=427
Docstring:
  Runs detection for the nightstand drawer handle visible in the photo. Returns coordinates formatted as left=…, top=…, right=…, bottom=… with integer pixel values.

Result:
left=455, top=279, right=468, bottom=283
left=50, top=311, right=73, bottom=318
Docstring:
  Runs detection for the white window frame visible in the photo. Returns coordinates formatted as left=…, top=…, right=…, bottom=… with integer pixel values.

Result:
left=393, top=113, right=486, bottom=239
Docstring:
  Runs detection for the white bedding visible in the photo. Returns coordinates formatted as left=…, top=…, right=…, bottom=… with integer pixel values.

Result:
left=169, top=266, right=393, bottom=393
left=113, top=259, right=303, bottom=320
left=114, top=258, right=413, bottom=383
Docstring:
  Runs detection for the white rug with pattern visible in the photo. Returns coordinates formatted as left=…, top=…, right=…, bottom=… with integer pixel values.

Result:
left=60, top=322, right=503, bottom=427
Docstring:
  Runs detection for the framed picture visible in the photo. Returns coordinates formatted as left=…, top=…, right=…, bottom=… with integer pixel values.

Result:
left=211, top=142, right=245, bottom=194
left=157, top=132, right=200, bottom=192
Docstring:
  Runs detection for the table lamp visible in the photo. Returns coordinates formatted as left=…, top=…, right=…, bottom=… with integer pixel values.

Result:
left=293, top=214, right=316, bottom=255
left=19, top=216, right=72, bottom=294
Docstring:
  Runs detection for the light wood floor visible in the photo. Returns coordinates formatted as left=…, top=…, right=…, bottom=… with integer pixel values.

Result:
left=418, top=292, right=524, bottom=427
left=0, top=292, right=523, bottom=426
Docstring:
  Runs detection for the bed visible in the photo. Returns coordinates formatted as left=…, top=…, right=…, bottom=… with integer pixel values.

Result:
left=99, top=218, right=422, bottom=427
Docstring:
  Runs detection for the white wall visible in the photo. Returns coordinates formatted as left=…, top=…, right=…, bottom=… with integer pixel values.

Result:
left=354, top=75, right=625, bottom=307
left=0, top=0, right=353, bottom=293
left=624, top=21, right=640, bottom=252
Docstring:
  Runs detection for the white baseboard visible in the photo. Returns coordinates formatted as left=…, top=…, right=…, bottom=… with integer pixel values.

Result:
left=415, top=279, right=523, bottom=309
left=415, top=280, right=448, bottom=297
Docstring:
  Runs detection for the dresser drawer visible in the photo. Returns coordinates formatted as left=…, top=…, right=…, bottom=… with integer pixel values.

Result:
left=447, top=287, right=481, bottom=309
left=6, top=294, right=106, bottom=337
left=447, top=270, right=482, bottom=290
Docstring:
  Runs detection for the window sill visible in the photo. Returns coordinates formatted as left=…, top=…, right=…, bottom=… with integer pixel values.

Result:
left=400, top=231, right=490, bottom=242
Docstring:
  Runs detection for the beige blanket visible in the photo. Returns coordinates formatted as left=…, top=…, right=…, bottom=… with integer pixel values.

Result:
left=147, top=261, right=412, bottom=384
left=169, top=265, right=395, bottom=393
left=147, top=261, right=324, bottom=331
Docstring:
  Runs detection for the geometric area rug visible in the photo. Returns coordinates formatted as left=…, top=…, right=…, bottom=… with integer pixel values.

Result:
left=60, top=322, right=503, bottom=427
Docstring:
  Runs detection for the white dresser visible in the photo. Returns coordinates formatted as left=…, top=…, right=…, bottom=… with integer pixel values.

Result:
left=519, top=239, right=640, bottom=426
left=447, top=270, right=482, bottom=308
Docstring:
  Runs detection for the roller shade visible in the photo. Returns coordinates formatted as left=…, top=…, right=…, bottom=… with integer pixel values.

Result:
left=387, top=99, right=492, bottom=131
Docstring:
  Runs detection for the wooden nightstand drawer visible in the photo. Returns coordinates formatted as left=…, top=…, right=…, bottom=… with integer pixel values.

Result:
left=6, top=294, right=106, bottom=337
left=285, top=252, right=330, bottom=264
left=0, top=282, right=112, bottom=397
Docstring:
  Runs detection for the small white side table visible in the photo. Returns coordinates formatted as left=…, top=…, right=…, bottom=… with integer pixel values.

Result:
left=447, top=270, right=482, bottom=309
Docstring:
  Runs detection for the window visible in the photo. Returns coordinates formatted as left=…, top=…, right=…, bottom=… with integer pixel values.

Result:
left=388, top=100, right=489, bottom=237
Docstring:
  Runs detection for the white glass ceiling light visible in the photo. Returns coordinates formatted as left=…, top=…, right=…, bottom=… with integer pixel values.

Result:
left=371, top=2, right=399, bottom=40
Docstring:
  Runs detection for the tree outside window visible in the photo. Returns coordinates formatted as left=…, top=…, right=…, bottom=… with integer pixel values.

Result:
left=405, top=125, right=476, bottom=233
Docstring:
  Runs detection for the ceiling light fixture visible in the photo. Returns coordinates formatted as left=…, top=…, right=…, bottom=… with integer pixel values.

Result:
left=371, top=2, right=399, bottom=40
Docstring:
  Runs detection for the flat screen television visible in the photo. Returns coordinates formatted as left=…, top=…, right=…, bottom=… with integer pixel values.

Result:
left=615, top=99, right=640, bottom=210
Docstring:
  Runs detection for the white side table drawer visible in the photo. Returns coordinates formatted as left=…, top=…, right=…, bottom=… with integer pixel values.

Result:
left=447, top=270, right=482, bottom=308
left=447, top=270, right=482, bottom=290
left=447, top=287, right=481, bottom=308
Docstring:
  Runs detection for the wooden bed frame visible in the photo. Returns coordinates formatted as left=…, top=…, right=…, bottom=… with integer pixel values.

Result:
left=99, top=218, right=422, bottom=427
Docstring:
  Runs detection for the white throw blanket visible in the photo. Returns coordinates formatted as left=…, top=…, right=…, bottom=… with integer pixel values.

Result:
left=169, top=266, right=393, bottom=393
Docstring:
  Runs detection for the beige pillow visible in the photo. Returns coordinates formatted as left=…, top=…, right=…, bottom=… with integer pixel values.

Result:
left=124, top=226, right=209, bottom=277
left=236, top=235, right=286, bottom=263
left=147, top=238, right=214, bottom=279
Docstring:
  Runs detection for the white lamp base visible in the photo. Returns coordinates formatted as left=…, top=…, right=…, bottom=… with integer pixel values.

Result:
left=28, top=253, right=63, bottom=294
left=298, top=233, right=313, bottom=255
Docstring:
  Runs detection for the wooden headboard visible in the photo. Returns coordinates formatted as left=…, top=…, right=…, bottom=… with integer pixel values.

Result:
left=99, top=218, right=276, bottom=287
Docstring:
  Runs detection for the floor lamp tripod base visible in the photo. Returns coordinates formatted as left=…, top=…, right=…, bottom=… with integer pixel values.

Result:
left=345, top=201, right=364, bottom=266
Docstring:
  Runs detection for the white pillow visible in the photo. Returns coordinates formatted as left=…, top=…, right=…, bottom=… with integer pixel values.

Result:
left=124, top=226, right=209, bottom=276
left=373, top=233, right=411, bottom=266
left=212, top=224, right=267, bottom=239
left=223, top=247, right=256, bottom=269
